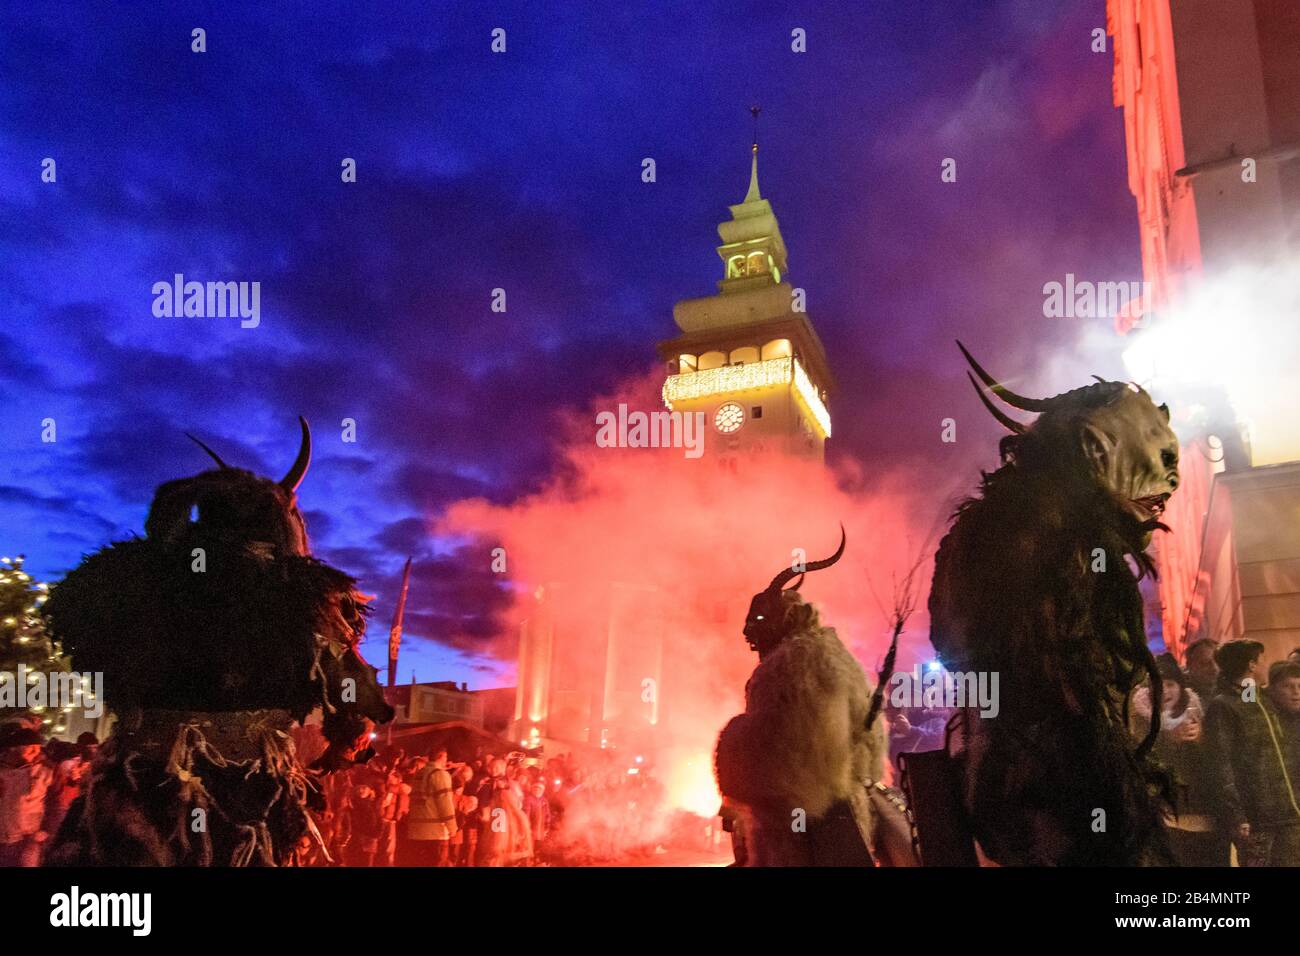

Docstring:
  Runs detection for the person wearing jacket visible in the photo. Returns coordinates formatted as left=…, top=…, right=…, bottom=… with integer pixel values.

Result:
left=349, top=782, right=384, bottom=867
left=523, top=781, right=551, bottom=858
left=1204, top=641, right=1300, bottom=866
left=1129, top=661, right=1222, bottom=865
left=407, top=749, right=457, bottom=866
left=451, top=766, right=478, bottom=866
left=476, top=758, right=533, bottom=866
left=1252, top=661, right=1300, bottom=865
left=0, top=725, right=54, bottom=867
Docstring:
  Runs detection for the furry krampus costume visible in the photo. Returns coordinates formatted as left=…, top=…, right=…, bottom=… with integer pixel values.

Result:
left=41, top=419, right=395, bottom=866
left=927, top=344, right=1181, bottom=865
left=715, top=531, right=889, bottom=866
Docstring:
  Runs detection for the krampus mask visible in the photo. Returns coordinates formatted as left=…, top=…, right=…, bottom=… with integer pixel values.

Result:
left=168, top=418, right=395, bottom=759
left=959, top=342, right=1180, bottom=546
left=152, top=417, right=314, bottom=555
left=744, top=526, right=846, bottom=658
left=45, top=417, right=393, bottom=759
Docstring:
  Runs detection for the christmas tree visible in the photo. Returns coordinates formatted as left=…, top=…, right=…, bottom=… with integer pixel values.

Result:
left=0, top=555, right=72, bottom=735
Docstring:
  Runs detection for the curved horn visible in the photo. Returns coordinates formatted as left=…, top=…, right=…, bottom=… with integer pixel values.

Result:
left=784, top=573, right=805, bottom=592
left=186, top=433, right=230, bottom=470
left=956, top=340, right=1050, bottom=412
left=280, top=416, right=312, bottom=493
left=767, top=524, right=846, bottom=591
left=966, top=373, right=1027, bottom=435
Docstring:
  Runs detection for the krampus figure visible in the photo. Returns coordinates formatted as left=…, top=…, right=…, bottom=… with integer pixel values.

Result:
left=928, top=344, right=1180, bottom=865
left=715, top=529, right=889, bottom=866
left=42, top=419, right=394, bottom=866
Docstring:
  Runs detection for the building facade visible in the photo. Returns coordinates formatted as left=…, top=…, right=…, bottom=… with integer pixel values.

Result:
left=512, top=147, right=835, bottom=749
left=657, top=146, right=834, bottom=466
left=1108, top=0, right=1300, bottom=663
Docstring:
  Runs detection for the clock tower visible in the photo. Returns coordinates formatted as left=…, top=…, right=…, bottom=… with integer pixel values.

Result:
left=658, top=143, right=834, bottom=465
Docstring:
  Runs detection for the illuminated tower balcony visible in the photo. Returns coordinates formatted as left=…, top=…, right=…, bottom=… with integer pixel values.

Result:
left=661, top=354, right=831, bottom=438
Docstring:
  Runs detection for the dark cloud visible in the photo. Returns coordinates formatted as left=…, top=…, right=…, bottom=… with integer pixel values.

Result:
left=0, top=0, right=1141, bottom=684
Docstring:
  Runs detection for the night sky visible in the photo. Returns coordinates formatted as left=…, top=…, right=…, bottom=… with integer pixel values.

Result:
left=0, top=1, right=1144, bottom=685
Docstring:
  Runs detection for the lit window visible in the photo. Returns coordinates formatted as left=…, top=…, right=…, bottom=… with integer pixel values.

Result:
left=761, top=339, right=792, bottom=360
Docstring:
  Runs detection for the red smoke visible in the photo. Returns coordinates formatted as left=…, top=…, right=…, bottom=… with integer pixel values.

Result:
left=441, top=371, right=949, bottom=825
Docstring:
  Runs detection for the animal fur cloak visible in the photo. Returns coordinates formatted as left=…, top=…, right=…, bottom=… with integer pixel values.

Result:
left=715, top=593, right=885, bottom=866
left=928, top=346, right=1182, bottom=865
left=41, top=421, right=394, bottom=866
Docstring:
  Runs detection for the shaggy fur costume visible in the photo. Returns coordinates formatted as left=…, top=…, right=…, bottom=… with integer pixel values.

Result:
left=42, top=462, right=393, bottom=866
left=715, top=593, right=885, bottom=866
left=929, top=379, right=1177, bottom=866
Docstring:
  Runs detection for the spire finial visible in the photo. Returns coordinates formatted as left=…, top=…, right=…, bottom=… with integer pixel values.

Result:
left=745, top=105, right=762, bottom=202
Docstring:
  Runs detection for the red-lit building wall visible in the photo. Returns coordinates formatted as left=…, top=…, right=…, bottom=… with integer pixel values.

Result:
left=1109, top=0, right=1300, bottom=660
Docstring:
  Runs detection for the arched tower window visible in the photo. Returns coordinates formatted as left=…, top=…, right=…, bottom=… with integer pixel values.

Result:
left=698, top=350, right=727, bottom=371
left=761, top=338, right=792, bottom=360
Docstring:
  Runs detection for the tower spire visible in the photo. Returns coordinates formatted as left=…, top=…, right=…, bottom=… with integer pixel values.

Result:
left=745, top=105, right=762, bottom=202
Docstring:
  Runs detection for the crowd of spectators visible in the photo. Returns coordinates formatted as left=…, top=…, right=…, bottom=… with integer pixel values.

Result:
left=0, top=721, right=97, bottom=867
left=877, top=640, right=1300, bottom=867
left=1133, top=639, right=1300, bottom=866
left=5, top=638, right=1297, bottom=867
left=303, top=747, right=593, bottom=867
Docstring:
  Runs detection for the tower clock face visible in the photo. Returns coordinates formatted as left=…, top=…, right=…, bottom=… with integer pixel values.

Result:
left=714, top=402, right=745, bottom=434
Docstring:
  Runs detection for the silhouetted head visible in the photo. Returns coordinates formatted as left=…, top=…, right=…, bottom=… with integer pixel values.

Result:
left=743, top=526, right=845, bottom=657
left=145, top=417, right=314, bottom=555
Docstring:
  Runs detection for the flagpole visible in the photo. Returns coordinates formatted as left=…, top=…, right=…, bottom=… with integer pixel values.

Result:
left=387, top=557, right=412, bottom=688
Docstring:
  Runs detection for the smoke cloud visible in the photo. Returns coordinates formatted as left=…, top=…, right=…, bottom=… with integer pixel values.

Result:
left=442, top=371, right=954, bottom=824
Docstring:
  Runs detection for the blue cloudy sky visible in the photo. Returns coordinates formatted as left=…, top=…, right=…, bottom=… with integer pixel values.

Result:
left=0, top=1, right=1144, bottom=685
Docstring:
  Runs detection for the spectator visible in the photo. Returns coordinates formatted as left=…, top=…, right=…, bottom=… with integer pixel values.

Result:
left=325, top=771, right=355, bottom=865
left=0, top=725, right=53, bottom=867
left=43, top=735, right=96, bottom=843
left=394, top=755, right=428, bottom=865
left=348, top=782, right=384, bottom=867
left=408, top=750, right=457, bottom=866
left=1204, top=640, right=1299, bottom=865
left=450, top=773, right=479, bottom=867
left=477, top=758, right=532, bottom=866
left=524, top=780, right=551, bottom=859
left=377, top=770, right=408, bottom=867
left=293, top=827, right=332, bottom=867
left=1184, top=638, right=1220, bottom=702
left=451, top=766, right=478, bottom=866
left=467, top=763, right=497, bottom=866
left=1257, top=661, right=1300, bottom=864
left=886, top=704, right=948, bottom=777
left=1130, top=660, right=1222, bottom=865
